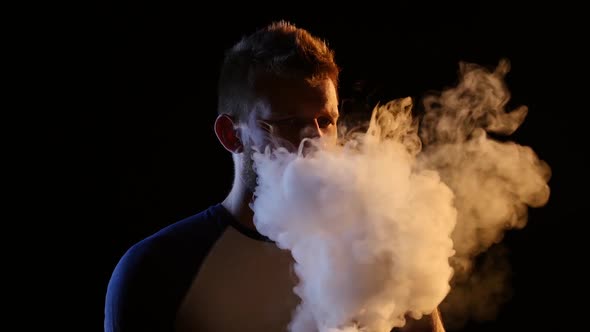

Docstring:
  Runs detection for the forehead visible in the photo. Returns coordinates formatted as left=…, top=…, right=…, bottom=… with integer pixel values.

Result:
left=254, top=75, right=338, bottom=118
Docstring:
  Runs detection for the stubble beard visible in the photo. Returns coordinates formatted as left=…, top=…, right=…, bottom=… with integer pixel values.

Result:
left=241, top=142, right=259, bottom=194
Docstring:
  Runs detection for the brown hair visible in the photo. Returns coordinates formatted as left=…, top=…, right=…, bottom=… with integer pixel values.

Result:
left=217, top=20, right=340, bottom=121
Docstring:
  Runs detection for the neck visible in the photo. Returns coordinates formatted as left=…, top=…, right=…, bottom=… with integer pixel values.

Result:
left=221, top=179, right=256, bottom=231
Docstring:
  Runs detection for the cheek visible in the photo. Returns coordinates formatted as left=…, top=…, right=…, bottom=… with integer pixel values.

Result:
left=241, top=126, right=268, bottom=149
left=261, top=127, right=300, bottom=151
left=269, top=127, right=296, bottom=141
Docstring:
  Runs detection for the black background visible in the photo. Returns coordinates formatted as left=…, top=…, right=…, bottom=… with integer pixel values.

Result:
left=88, top=2, right=586, bottom=331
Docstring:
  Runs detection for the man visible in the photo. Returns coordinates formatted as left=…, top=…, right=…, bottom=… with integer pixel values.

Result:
left=105, top=20, right=444, bottom=332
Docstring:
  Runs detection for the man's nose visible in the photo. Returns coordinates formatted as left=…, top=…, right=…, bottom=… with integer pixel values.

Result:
left=299, top=119, right=323, bottom=140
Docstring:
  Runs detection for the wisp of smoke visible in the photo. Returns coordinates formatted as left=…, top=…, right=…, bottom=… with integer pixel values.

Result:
left=417, top=60, right=551, bottom=328
left=249, top=59, right=550, bottom=332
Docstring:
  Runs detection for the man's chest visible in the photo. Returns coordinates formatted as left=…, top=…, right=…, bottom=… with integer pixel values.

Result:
left=176, top=227, right=300, bottom=332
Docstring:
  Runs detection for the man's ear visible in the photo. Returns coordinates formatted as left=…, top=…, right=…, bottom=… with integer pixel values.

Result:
left=214, top=114, right=243, bottom=153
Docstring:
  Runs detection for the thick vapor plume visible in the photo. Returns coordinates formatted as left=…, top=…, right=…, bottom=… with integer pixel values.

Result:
left=249, top=59, right=550, bottom=332
left=251, top=97, right=456, bottom=332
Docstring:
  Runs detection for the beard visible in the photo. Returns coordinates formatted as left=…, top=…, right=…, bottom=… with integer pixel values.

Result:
left=241, top=141, right=259, bottom=193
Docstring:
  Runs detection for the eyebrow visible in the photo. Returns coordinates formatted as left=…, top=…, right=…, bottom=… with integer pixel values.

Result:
left=265, top=108, right=339, bottom=121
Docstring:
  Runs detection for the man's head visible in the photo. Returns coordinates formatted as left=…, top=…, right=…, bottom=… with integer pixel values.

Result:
left=214, top=21, right=341, bottom=191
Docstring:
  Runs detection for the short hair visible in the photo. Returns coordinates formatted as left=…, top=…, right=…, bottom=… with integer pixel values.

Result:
left=217, top=20, right=340, bottom=121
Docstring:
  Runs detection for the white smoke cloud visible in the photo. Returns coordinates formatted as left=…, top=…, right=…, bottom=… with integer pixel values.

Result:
left=249, top=59, right=550, bottom=332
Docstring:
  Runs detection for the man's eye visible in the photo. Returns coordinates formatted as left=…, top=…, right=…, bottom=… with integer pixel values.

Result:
left=317, top=117, right=334, bottom=128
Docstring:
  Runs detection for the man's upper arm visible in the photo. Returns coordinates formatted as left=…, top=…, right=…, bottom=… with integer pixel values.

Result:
left=104, top=242, right=175, bottom=332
